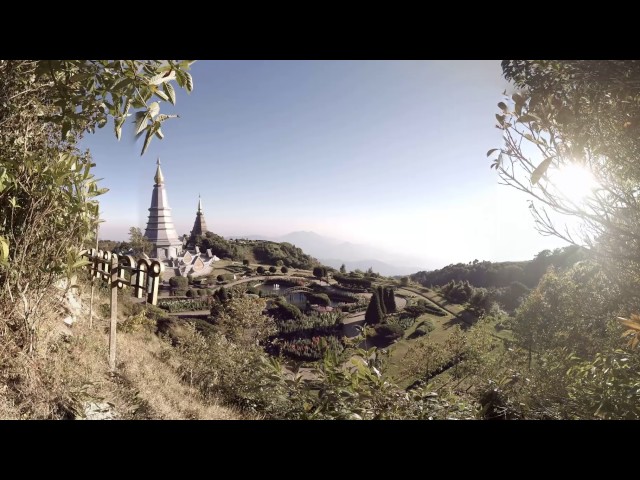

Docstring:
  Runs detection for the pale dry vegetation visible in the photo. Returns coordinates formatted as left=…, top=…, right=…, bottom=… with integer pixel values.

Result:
left=0, top=280, right=243, bottom=420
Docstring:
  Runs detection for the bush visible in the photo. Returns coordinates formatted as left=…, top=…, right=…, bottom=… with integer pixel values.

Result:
left=257, top=266, right=265, bottom=274
left=269, top=299, right=302, bottom=321
left=216, top=275, right=224, bottom=282
left=281, top=266, right=289, bottom=274
left=269, top=266, right=277, bottom=273
left=169, top=276, right=188, bottom=290
left=186, top=289, right=195, bottom=298
left=158, top=298, right=210, bottom=313
left=243, top=259, right=250, bottom=266
left=409, top=320, right=435, bottom=339
left=118, top=309, right=157, bottom=334
left=197, top=289, right=205, bottom=297
left=187, top=274, right=194, bottom=284
left=205, top=289, right=213, bottom=295
left=307, top=292, right=331, bottom=306
left=374, top=323, right=403, bottom=342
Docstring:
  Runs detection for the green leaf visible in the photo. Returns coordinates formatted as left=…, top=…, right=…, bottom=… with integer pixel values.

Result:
left=517, top=114, right=540, bottom=123
left=498, top=102, right=508, bottom=112
left=164, top=82, right=176, bottom=105
left=531, top=157, right=554, bottom=185
left=185, top=72, right=193, bottom=92
left=112, top=77, right=133, bottom=92
left=141, top=127, right=154, bottom=156
left=486, top=148, right=500, bottom=157
left=154, top=89, right=169, bottom=101
left=71, top=258, right=92, bottom=269
left=135, top=112, right=149, bottom=135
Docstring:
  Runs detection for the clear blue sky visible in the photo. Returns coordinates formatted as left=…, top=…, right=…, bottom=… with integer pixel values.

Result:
left=82, top=60, right=567, bottom=270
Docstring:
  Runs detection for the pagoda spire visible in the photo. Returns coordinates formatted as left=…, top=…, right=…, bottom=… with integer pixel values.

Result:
left=188, top=195, right=209, bottom=248
left=154, top=157, right=164, bottom=185
left=144, top=158, right=182, bottom=260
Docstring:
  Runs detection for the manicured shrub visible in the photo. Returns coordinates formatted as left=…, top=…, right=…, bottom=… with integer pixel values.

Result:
left=281, top=266, right=289, bottom=274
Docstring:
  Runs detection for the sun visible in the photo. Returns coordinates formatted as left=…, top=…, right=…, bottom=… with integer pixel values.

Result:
left=547, top=162, right=599, bottom=205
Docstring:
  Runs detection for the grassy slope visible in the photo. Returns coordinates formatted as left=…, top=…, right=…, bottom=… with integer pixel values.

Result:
left=0, top=283, right=243, bottom=420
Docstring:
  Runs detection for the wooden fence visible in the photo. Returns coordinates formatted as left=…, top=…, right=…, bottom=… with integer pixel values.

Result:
left=82, top=249, right=165, bottom=370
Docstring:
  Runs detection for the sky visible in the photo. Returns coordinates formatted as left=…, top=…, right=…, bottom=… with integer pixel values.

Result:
left=82, top=60, right=568, bottom=270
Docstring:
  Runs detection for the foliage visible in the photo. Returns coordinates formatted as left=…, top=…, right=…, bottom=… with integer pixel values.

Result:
left=243, top=259, right=250, bottom=266
left=491, top=61, right=640, bottom=288
left=373, top=323, right=403, bottom=343
left=410, top=246, right=585, bottom=290
left=513, top=261, right=623, bottom=359
left=408, top=320, right=435, bottom=339
left=313, top=266, right=327, bottom=280
left=256, top=266, right=265, bottom=275
left=364, top=290, right=384, bottom=325
left=340, top=264, right=346, bottom=274
left=169, top=276, right=188, bottom=289
left=333, top=273, right=372, bottom=290
left=307, top=292, right=331, bottom=306
left=402, top=300, right=446, bottom=318
left=158, top=298, right=210, bottom=313
left=468, top=287, right=494, bottom=317
left=253, top=241, right=316, bottom=269
left=382, top=287, right=397, bottom=313
left=186, top=289, right=195, bottom=298
left=280, top=266, right=288, bottom=274
left=118, top=308, right=157, bottom=334
left=275, top=335, right=344, bottom=361
left=269, top=266, right=277, bottom=274
left=400, top=277, right=409, bottom=287
left=441, top=280, right=474, bottom=304
left=268, top=298, right=303, bottom=321
left=0, top=60, right=193, bottom=351
left=128, top=227, right=152, bottom=256
left=213, top=295, right=274, bottom=347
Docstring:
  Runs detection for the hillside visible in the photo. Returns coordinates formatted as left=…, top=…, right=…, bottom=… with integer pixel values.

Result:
left=234, top=231, right=424, bottom=275
left=410, top=245, right=586, bottom=289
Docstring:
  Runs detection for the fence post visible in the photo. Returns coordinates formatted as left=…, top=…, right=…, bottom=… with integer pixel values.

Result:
left=109, top=252, right=118, bottom=371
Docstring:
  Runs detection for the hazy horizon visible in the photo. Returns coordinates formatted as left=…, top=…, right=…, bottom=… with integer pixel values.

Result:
left=82, top=60, right=569, bottom=271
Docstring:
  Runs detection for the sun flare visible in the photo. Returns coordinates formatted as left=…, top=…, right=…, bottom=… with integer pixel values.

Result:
left=548, top=162, right=598, bottom=204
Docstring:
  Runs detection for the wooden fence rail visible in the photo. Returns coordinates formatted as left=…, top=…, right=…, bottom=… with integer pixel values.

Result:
left=81, top=249, right=165, bottom=370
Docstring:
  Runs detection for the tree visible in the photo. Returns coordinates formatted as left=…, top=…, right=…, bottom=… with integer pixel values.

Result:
left=281, top=266, right=289, bottom=274
left=215, top=296, right=274, bottom=347
left=217, top=275, right=224, bottom=283
left=169, top=276, right=188, bottom=295
left=243, top=259, right=250, bottom=266
left=0, top=60, right=195, bottom=347
left=383, top=287, right=397, bottom=313
left=377, top=286, right=387, bottom=314
left=400, top=277, right=409, bottom=287
left=257, top=266, right=265, bottom=275
left=491, top=61, right=640, bottom=286
left=340, top=264, right=346, bottom=274
left=365, top=291, right=384, bottom=325
left=313, top=266, right=327, bottom=281
left=269, top=266, right=277, bottom=274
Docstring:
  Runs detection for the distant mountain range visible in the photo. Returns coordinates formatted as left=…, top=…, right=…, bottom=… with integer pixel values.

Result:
left=229, top=231, right=423, bottom=276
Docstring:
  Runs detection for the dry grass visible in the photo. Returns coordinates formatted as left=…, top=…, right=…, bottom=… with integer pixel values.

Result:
left=114, top=329, right=241, bottom=419
left=0, top=280, right=244, bottom=420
